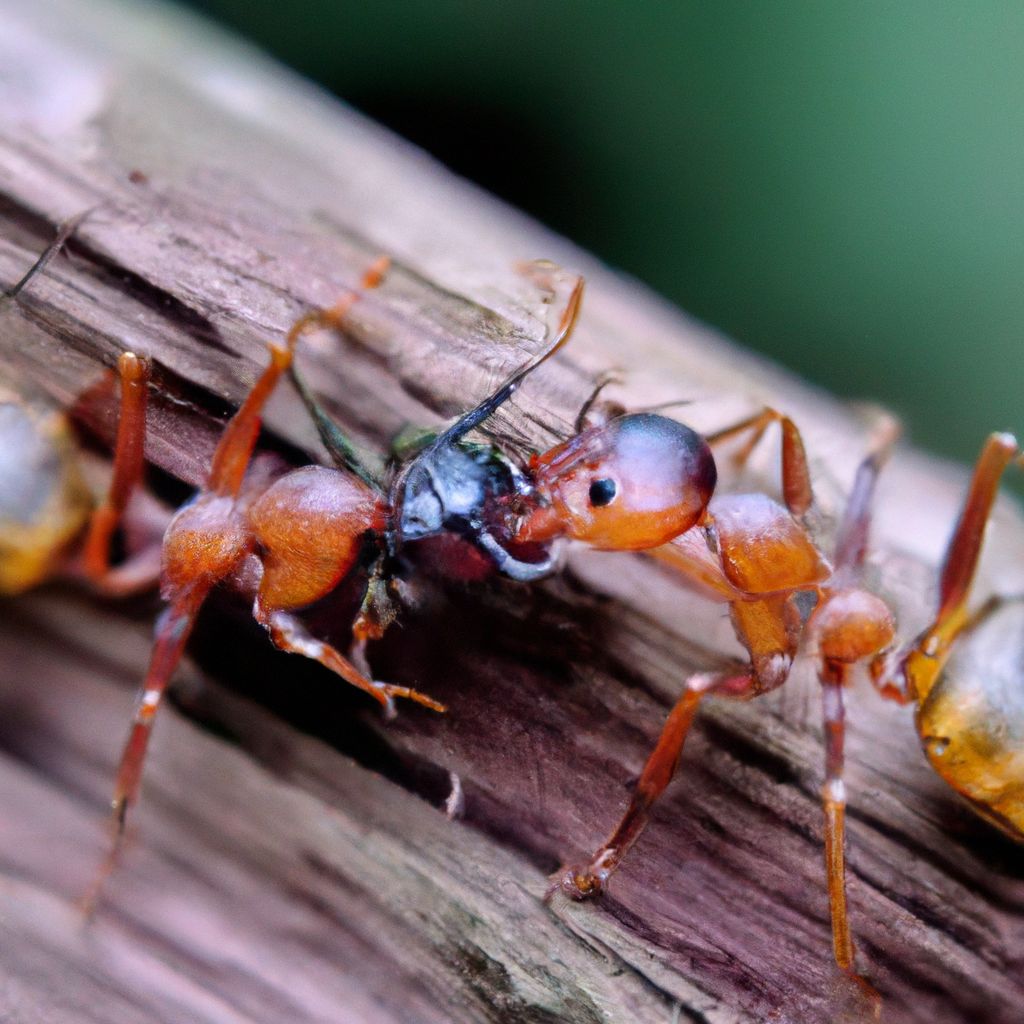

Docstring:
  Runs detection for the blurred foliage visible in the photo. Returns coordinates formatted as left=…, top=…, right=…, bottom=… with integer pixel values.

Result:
left=184, top=1, right=1024, bottom=469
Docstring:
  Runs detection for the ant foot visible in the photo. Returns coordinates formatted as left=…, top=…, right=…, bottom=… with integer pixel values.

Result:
left=373, top=682, right=447, bottom=715
left=81, top=796, right=131, bottom=920
left=843, top=967, right=882, bottom=1020
left=545, top=863, right=608, bottom=903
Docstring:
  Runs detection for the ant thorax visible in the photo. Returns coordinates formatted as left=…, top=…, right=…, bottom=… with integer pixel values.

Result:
left=393, top=439, right=559, bottom=582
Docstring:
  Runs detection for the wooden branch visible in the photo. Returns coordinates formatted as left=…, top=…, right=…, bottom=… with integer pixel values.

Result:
left=1, top=2, right=1022, bottom=1023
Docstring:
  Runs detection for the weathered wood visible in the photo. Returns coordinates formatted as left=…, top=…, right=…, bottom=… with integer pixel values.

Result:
left=0, top=2, right=1022, bottom=1023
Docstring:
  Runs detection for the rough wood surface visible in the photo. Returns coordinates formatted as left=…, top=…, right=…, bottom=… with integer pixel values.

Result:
left=1, top=2, right=1022, bottom=1023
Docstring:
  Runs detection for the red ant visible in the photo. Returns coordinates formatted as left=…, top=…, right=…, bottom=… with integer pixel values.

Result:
left=5, top=231, right=1021, bottom=992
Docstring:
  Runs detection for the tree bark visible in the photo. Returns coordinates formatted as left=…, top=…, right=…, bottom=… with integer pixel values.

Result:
left=0, top=2, right=1022, bottom=1023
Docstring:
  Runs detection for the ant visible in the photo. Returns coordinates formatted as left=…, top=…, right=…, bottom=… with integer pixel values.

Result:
left=4, top=226, right=1021, bottom=994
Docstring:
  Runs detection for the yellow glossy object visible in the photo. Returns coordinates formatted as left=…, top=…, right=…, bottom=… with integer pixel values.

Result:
left=0, top=396, right=92, bottom=595
left=916, top=600, right=1024, bottom=838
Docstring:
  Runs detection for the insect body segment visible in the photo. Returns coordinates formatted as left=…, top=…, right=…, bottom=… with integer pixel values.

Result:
left=1, top=220, right=162, bottom=599
left=519, top=413, right=717, bottom=550
left=0, top=368, right=157, bottom=597
left=0, top=389, right=93, bottom=594
left=915, top=597, right=1024, bottom=836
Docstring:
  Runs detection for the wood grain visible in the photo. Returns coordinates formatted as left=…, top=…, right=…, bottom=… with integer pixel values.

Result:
left=0, top=1, right=1022, bottom=1022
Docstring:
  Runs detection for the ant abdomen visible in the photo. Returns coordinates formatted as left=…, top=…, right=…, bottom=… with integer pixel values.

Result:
left=248, top=466, right=386, bottom=609
left=917, top=598, right=1024, bottom=836
left=520, top=413, right=716, bottom=551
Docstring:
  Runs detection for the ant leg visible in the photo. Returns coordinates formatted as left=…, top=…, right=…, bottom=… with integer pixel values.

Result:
left=818, top=664, right=880, bottom=1009
left=350, top=553, right=398, bottom=675
left=254, top=600, right=446, bottom=715
left=831, top=415, right=900, bottom=581
left=84, top=586, right=211, bottom=915
left=285, top=255, right=391, bottom=354
left=289, top=256, right=389, bottom=486
left=650, top=529, right=743, bottom=602
left=574, top=371, right=624, bottom=433
left=112, top=587, right=209, bottom=827
left=706, top=408, right=813, bottom=517
left=553, top=668, right=755, bottom=900
left=819, top=664, right=856, bottom=972
left=206, top=344, right=294, bottom=499
left=108, top=320, right=344, bottom=824
left=936, top=433, right=1018, bottom=623
left=206, top=260, right=390, bottom=499
left=79, top=353, right=155, bottom=589
left=872, top=432, right=1018, bottom=704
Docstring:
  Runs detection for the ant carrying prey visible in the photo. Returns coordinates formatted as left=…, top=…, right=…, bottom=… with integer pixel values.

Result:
left=3, top=229, right=1021, bottom=996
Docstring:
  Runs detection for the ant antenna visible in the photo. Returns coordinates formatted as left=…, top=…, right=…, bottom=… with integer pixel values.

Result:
left=574, top=371, right=623, bottom=433
left=1, top=208, right=95, bottom=303
left=290, top=366, right=384, bottom=488
left=425, top=268, right=584, bottom=454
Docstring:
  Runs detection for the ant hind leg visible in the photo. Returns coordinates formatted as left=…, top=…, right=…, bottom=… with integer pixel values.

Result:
left=83, top=586, right=210, bottom=916
left=551, top=667, right=756, bottom=900
left=872, top=431, right=1019, bottom=704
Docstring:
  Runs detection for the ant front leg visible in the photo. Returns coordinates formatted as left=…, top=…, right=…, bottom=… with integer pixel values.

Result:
left=245, top=465, right=444, bottom=715
left=254, top=600, right=445, bottom=716
left=706, top=407, right=813, bottom=517
left=552, top=667, right=756, bottom=900
left=349, top=551, right=398, bottom=676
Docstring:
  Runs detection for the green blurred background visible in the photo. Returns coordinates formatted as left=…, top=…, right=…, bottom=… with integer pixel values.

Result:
left=184, top=1, right=1023, bottom=469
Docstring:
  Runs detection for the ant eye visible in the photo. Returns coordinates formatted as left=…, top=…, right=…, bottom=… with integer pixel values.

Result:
left=589, top=478, right=617, bottom=507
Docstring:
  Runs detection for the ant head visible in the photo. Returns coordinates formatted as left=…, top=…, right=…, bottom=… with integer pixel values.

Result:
left=519, top=413, right=716, bottom=551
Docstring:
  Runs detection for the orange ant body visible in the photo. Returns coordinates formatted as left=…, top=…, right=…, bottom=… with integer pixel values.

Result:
left=4, top=230, right=1021, bottom=991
